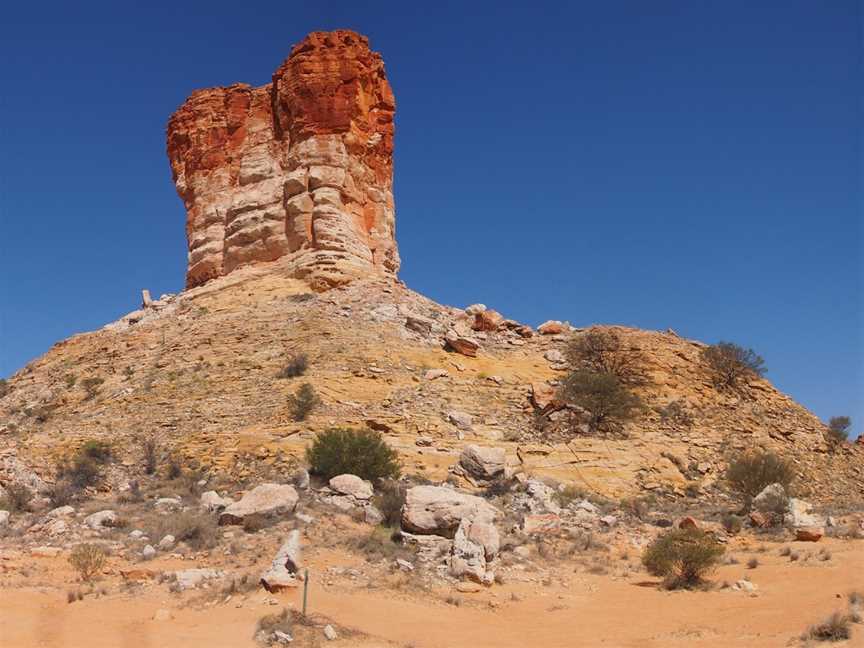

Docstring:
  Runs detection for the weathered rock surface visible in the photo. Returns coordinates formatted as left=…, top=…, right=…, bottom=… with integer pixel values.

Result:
left=168, top=30, right=399, bottom=290
left=450, top=517, right=498, bottom=584
left=401, top=485, right=498, bottom=537
left=218, top=483, right=298, bottom=525
left=200, top=490, right=234, bottom=512
left=328, top=474, right=373, bottom=500
left=84, top=510, right=117, bottom=530
left=260, top=530, right=302, bottom=592
left=458, top=445, right=506, bottom=480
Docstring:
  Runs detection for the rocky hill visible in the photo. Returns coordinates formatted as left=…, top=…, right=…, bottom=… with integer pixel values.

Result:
left=1, top=30, right=861, bottom=506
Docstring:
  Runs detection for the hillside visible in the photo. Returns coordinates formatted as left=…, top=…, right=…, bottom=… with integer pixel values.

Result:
left=1, top=258, right=861, bottom=503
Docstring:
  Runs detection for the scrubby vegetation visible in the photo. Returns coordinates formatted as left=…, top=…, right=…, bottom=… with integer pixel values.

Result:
left=802, top=612, right=853, bottom=642
left=725, top=450, right=794, bottom=509
left=701, top=342, right=766, bottom=390
left=565, top=328, right=646, bottom=384
left=657, top=399, right=693, bottom=428
left=277, top=353, right=308, bottom=379
left=68, top=543, right=107, bottom=582
left=288, top=382, right=320, bottom=421
left=0, top=482, right=33, bottom=512
left=81, top=376, right=105, bottom=400
left=374, top=479, right=406, bottom=527
left=81, top=439, right=113, bottom=463
left=0, top=378, right=9, bottom=398
left=141, top=436, right=159, bottom=475
left=306, top=427, right=401, bottom=482
left=146, top=511, right=218, bottom=550
left=558, top=370, right=643, bottom=433
left=827, top=416, right=852, bottom=448
left=641, top=528, right=724, bottom=589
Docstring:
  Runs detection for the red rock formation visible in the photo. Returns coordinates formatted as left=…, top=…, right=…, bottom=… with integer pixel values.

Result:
left=167, top=30, right=399, bottom=290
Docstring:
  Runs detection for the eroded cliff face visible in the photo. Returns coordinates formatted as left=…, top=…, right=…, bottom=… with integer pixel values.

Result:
left=167, top=30, right=399, bottom=290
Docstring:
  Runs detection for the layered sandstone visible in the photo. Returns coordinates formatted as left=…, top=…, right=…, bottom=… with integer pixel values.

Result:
left=167, top=30, right=399, bottom=290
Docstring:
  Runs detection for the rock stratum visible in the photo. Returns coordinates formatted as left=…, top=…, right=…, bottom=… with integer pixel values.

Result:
left=167, top=30, right=399, bottom=290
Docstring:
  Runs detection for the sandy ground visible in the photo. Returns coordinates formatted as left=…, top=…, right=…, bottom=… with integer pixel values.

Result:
left=1, top=537, right=862, bottom=648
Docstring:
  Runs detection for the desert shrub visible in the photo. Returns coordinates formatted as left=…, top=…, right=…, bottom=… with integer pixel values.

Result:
left=752, top=486, right=788, bottom=525
left=827, top=416, right=852, bottom=448
left=0, top=482, right=33, bottom=512
left=701, top=342, right=766, bottom=390
left=554, top=484, right=589, bottom=508
left=726, top=451, right=795, bottom=508
left=68, top=543, right=107, bottom=582
left=558, top=370, right=643, bottom=433
left=48, top=480, right=77, bottom=507
left=141, top=437, right=159, bottom=475
left=288, top=383, right=320, bottom=422
left=81, top=376, right=105, bottom=400
left=64, top=374, right=77, bottom=388
left=484, top=477, right=517, bottom=498
left=658, top=400, right=694, bottom=428
left=641, top=528, right=724, bottom=589
left=349, top=526, right=410, bottom=562
left=147, top=511, right=218, bottom=550
left=747, top=557, right=759, bottom=569
left=306, top=427, right=401, bottom=482
left=803, top=612, right=852, bottom=642
left=256, top=608, right=294, bottom=641
left=721, top=514, right=743, bottom=534
left=374, top=480, right=406, bottom=527
left=620, top=495, right=654, bottom=521
left=57, top=455, right=101, bottom=490
left=277, top=353, right=308, bottom=379
left=0, top=379, right=8, bottom=398
left=565, top=328, right=645, bottom=384
left=165, top=456, right=183, bottom=480
left=81, top=439, right=113, bottom=463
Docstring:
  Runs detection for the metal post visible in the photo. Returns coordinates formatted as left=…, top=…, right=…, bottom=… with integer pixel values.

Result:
left=302, top=568, right=309, bottom=616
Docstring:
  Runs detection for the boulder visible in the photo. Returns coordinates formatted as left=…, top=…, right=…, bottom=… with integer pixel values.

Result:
left=142, top=545, right=156, bottom=560
left=173, top=568, right=222, bottom=591
left=401, top=485, right=498, bottom=537
left=524, top=480, right=561, bottom=514
left=795, top=527, right=824, bottom=542
left=786, top=498, right=824, bottom=528
left=423, top=368, right=449, bottom=380
left=323, top=625, right=338, bottom=641
left=218, top=483, right=298, bottom=526
left=678, top=516, right=699, bottom=531
left=405, top=315, right=435, bottom=336
left=84, top=510, right=117, bottom=530
left=329, top=474, right=373, bottom=500
left=544, top=350, right=565, bottom=364
left=447, top=410, right=474, bottom=430
left=200, top=490, right=234, bottom=513
left=538, top=321, right=568, bottom=335
left=158, top=535, right=176, bottom=550
left=261, top=530, right=302, bottom=592
left=522, top=513, right=561, bottom=535
left=450, top=518, right=497, bottom=584
left=47, top=505, right=75, bottom=518
left=530, top=382, right=560, bottom=411
left=444, top=330, right=480, bottom=357
left=752, top=483, right=787, bottom=510
left=458, top=445, right=506, bottom=480
left=0, top=511, right=9, bottom=528
left=472, top=309, right=504, bottom=332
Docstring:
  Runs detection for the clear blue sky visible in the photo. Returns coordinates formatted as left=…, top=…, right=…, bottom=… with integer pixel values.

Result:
left=1, top=1, right=861, bottom=437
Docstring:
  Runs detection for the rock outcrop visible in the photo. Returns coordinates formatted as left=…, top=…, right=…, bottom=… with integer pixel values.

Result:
left=167, top=30, right=399, bottom=290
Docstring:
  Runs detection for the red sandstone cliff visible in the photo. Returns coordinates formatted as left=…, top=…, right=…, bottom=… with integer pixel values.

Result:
left=167, top=30, right=399, bottom=290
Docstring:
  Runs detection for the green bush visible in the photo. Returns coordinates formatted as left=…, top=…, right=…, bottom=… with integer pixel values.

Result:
left=558, top=370, right=643, bottom=433
left=57, top=455, right=102, bottom=490
left=306, top=428, right=401, bottom=482
left=725, top=450, right=795, bottom=509
left=701, top=342, right=766, bottom=390
left=288, top=383, right=320, bottom=422
left=642, top=528, right=724, bottom=589
left=721, top=514, right=743, bottom=534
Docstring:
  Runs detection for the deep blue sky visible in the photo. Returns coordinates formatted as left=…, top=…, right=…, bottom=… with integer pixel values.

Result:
left=1, top=1, right=861, bottom=437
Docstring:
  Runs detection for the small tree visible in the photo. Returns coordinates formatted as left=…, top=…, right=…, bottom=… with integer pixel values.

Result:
left=0, top=482, right=33, bottom=512
left=565, top=328, right=645, bottom=384
left=726, top=450, right=794, bottom=509
left=288, top=383, right=320, bottom=422
left=558, top=370, right=643, bottom=433
left=374, top=479, right=406, bottom=527
left=701, top=342, right=766, bottom=390
left=306, top=428, right=401, bottom=482
left=68, top=543, right=107, bottom=582
left=827, top=416, right=851, bottom=448
left=642, top=528, right=724, bottom=589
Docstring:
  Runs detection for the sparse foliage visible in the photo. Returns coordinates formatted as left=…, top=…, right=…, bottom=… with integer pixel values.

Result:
left=0, top=379, right=8, bottom=398
left=81, top=439, right=113, bottom=463
left=57, top=455, right=101, bottom=490
left=565, top=329, right=646, bottom=384
left=725, top=451, right=795, bottom=508
left=558, top=370, right=643, bottom=433
left=0, top=482, right=33, bottom=512
left=306, top=427, right=401, bottom=482
left=658, top=400, right=694, bottom=428
left=277, top=353, right=308, bottom=379
left=255, top=608, right=294, bottom=642
left=48, top=480, right=77, bottom=507
left=803, top=612, right=852, bottom=642
left=288, top=383, right=320, bottom=422
left=374, top=479, right=406, bottom=527
left=641, top=528, right=724, bottom=589
left=147, top=511, right=218, bottom=550
left=722, top=514, right=743, bottom=534
left=81, top=376, right=105, bottom=400
left=141, top=436, right=159, bottom=475
left=68, top=543, right=107, bottom=582
left=827, top=416, right=851, bottom=448
left=701, top=342, right=766, bottom=390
